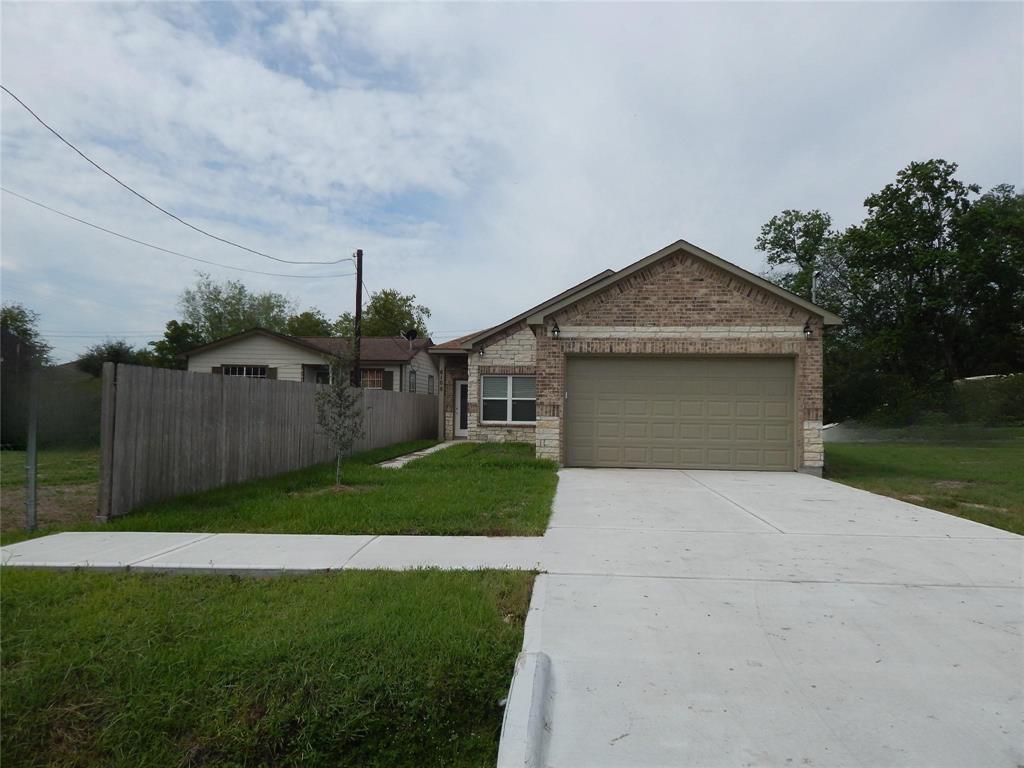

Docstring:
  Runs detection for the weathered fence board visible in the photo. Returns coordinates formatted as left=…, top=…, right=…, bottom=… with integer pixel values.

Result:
left=97, top=364, right=437, bottom=520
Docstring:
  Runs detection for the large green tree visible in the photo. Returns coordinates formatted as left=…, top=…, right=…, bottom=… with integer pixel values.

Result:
left=179, top=273, right=296, bottom=342
left=286, top=309, right=334, bottom=337
left=334, top=289, right=431, bottom=339
left=148, top=321, right=204, bottom=369
left=0, top=303, right=52, bottom=364
left=758, top=159, right=1024, bottom=422
left=77, top=340, right=152, bottom=377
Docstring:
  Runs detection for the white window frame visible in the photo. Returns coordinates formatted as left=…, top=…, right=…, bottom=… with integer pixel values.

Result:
left=362, top=368, right=384, bottom=389
left=222, top=365, right=267, bottom=378
left=480, top=375, right=536, bottom=424
left=427, top=374, right=435, bottom=395
left=409, top=369, right=417, bottom=393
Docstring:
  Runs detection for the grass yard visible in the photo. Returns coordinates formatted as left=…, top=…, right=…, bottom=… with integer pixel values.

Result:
left=825, top=427, right=1024, bottom=535
left=0, top=441, right=557, bottom=542
left=1, top=568, right=533, bottom=768
left=0, top=447, right=100, bottom=538
left=101, top=441, right=557, bottom=536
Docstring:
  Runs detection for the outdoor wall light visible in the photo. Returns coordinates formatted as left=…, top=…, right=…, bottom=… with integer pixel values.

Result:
left=803, top=320, right=813, bottom=340
left=478, top=347, right=484, bottom=357
left=552, top=322, right=561, bottom=339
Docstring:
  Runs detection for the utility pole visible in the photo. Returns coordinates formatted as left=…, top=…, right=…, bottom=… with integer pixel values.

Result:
left=352, top=248, right=363, bottom=387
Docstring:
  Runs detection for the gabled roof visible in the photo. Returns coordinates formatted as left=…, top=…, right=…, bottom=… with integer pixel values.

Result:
left=182, top=328, right=432, bottom=363
left=525, top=239, right=842, bottom=326
left=430, top=240, right=841, bottom=353
left=429, top=269, right=616, bottom=353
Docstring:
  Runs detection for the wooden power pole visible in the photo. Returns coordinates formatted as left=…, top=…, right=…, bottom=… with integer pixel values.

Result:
left=352, top=248, right=363, bottom=387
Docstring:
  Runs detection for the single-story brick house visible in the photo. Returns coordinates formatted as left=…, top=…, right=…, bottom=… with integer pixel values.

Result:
left=184, top=328, right=438, bottom=393
left=429, top=239, right=840, bottom=474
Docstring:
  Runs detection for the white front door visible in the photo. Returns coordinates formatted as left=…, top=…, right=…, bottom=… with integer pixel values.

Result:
left=454, top=380, right=469, bottom=438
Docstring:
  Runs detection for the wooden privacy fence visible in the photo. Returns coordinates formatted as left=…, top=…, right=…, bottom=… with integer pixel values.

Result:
left=98, top=363, right=437, bottom=520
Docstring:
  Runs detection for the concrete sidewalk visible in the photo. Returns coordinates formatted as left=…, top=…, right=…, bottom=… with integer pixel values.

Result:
left=376, top=440, right=460, bottom=469
left=2, top=468, right=1021, bottom=767
left=496, top=469, right=1023, bottom=768
left=0, top=531, right=542, bottom=573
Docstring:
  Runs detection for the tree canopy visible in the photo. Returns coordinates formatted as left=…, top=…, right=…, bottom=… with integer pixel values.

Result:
left=1, top=303, right=52, bottom=364
left=757, top=159, right=1024, bottom=423
left=179, top=273, right=297, bottom=342
left=334, top=289, right=431, bottom=339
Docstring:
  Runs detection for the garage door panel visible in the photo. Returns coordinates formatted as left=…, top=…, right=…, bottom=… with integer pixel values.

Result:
left=623, top=422, right=648, bottom=439
left=707, top=424, right=732, bottom=440
left=707, top=401, right=734, bottom=418
left=735, top=424, right=761, bottom=441
left=623, top=399, right=648, bottom=416
left=566, top=357, right=795, bottom=470
left=735, top=402, right=762, bottom=418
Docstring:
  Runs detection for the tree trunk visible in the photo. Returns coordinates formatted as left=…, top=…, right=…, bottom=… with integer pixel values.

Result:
left=335, top=452, right=342, bottom=486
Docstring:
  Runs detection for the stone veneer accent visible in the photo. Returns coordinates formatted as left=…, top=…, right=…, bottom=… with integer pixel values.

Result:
left=466, top=324, right=537, bottom=443
left=464, top=252, right=827, bottom=470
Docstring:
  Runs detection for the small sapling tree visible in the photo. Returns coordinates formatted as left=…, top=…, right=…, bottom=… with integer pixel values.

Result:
left=315, top=357, right=365, bottom=485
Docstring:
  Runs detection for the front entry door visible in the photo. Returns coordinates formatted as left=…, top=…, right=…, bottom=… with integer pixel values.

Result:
left=454, top=380, right=469, bottom=438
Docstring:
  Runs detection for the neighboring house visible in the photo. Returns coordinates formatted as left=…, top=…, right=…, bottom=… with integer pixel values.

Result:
left=430, top=239, right=840, bottom=474
left=184, top=328, right=437, bottom=394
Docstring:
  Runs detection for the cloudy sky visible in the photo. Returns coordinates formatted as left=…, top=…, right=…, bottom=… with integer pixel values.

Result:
left=1, top=2, right=1020, bottom=362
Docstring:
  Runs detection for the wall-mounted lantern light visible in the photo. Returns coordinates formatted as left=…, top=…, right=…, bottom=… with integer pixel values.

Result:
left=477, top=347, right=484, bottom=357
left=803, top=320, right=813, bottom=340
left=552, top=321, right=561, bottom=340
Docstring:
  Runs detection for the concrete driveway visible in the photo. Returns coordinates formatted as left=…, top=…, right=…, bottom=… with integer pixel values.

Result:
left=513, top=469, right=1022, bottom=767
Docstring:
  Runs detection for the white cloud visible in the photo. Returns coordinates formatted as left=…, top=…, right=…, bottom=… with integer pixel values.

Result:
left=1, top=1, right=1020, bottom=360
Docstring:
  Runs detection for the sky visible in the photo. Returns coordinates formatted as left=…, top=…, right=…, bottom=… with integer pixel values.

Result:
left=1, top=1, right=1021, bottom=363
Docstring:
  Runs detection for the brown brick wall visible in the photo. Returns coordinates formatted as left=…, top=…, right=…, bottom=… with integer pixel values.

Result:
left=476, top=252, right=826, bottom=469
left=559, top=253, right=809, bottom=327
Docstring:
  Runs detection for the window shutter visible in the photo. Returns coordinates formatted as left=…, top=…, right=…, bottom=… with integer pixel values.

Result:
left=211, top=366, right=222, bottom=375
left=267, top=368, right=278, bottom=380
left=383, top=370, right=394, bottom=390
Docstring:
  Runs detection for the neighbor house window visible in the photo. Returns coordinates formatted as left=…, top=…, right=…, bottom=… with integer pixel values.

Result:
left=427, top=375, right=435, bottom=394
left=481, top=375, right=536, bottom=423
left=361, top=368, right=384, bottom=389
left=222, top=365, right=267, bottom=378
left=409, top=369, right=417, bottom=392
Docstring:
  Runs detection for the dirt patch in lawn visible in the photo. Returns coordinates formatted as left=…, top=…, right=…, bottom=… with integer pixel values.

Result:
left=287, top=485, right=374, bottom=498
left=0, top=483, right=98, bottom=532
left=933, top=480, right=970, bottom=490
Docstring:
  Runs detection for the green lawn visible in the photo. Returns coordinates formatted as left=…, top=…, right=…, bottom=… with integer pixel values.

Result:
left=1, top=568, right=533, bottom=768
left=0, top=447, right=100, bottom=488
left=2, top=442, right=557, bottom=543
left=825, top=428, right=1024, bottom=535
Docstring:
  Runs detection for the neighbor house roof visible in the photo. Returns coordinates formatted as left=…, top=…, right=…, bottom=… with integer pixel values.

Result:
left=182, top=328, right=432, bottom=364
left=431, top=238, right=841, bottom=352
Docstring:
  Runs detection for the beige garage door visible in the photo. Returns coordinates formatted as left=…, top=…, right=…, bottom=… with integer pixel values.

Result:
left=565, top=357, right=795, bottom=470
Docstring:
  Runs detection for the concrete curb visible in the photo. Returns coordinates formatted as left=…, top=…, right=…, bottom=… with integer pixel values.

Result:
left=496, top=651, right=552, bottom=768
left=497, top=574, right=552, bottom=768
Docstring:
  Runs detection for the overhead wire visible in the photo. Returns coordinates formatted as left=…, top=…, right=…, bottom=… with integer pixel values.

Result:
left=1, top=84, right=347, bottom=266
left=1, top=187, right=356, bottom=279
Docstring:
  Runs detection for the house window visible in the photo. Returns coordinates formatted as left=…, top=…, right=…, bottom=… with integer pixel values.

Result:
left=222, top=365, right=267, bottom=378
left=409, top=369, right=417, bottom=392
left=362, top=368, right=384, bottom=389
left=481, top=375, right=536, bottom=423
left=427, top=375, right=435, bottom=394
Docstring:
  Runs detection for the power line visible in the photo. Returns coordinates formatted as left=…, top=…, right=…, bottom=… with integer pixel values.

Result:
left=1, top=187, right=356, bottom=279
left=1, top=85, right=346, bottom=266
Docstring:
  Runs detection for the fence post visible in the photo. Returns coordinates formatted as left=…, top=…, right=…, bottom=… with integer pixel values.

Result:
left=96, top=362, right=117, bottom=522
left=24, top=367, right=38, bottom=532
